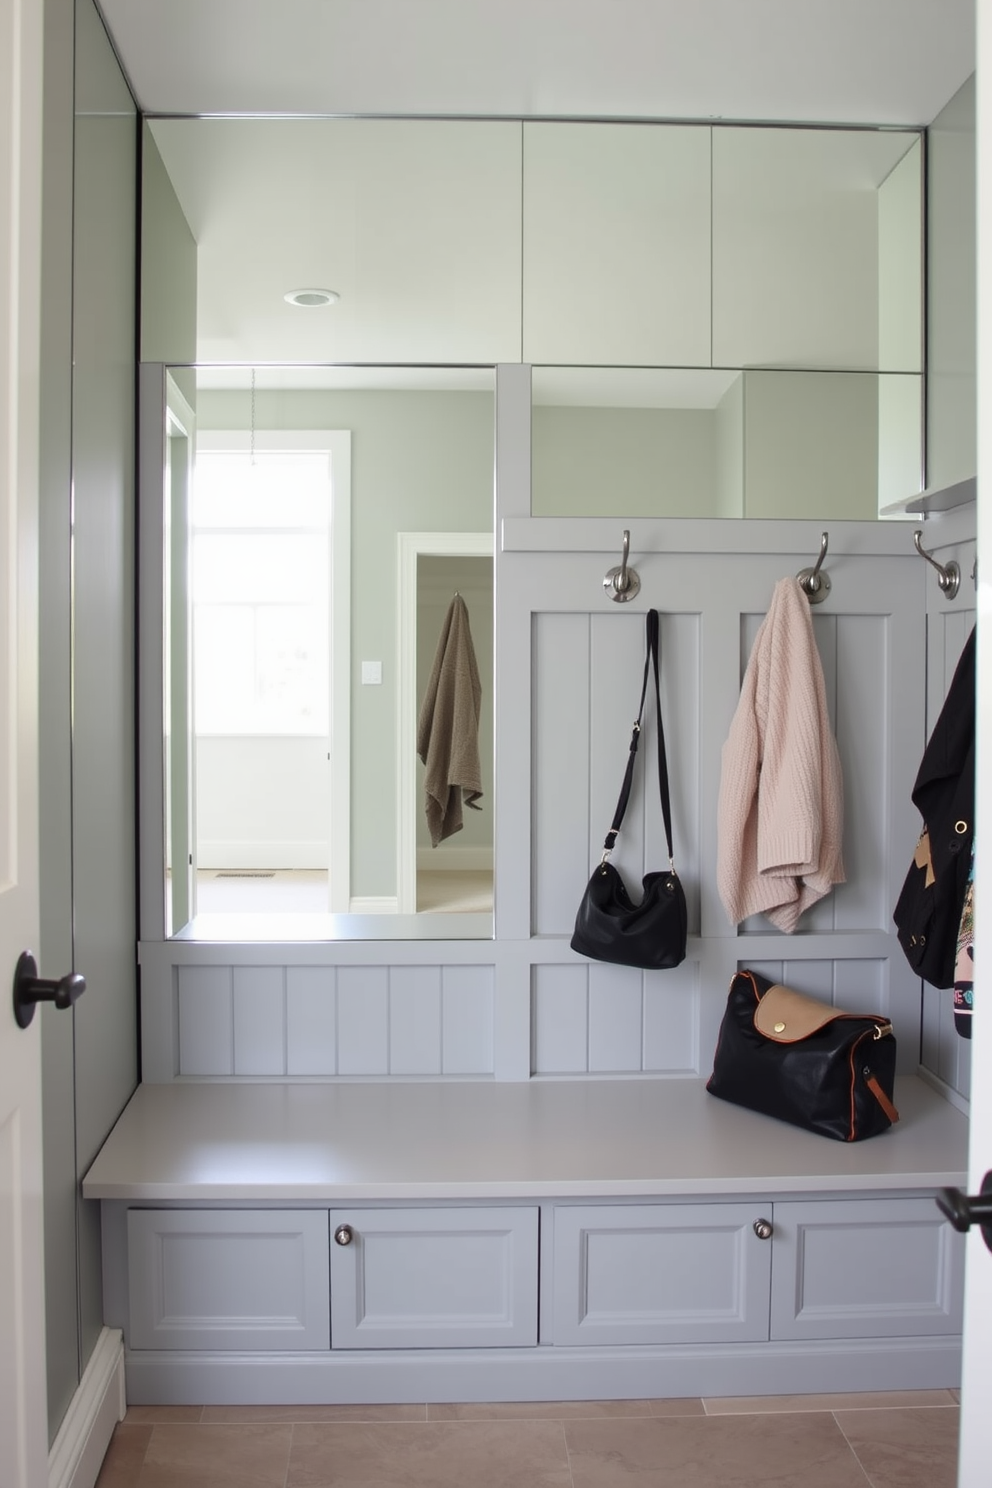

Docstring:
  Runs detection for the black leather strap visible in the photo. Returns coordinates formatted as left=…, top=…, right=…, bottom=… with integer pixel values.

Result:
left=602, top=610, right=675, bottom=864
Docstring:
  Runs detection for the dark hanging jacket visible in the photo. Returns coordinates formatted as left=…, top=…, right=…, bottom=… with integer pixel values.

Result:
left=893, top=625, right=975, bottom=989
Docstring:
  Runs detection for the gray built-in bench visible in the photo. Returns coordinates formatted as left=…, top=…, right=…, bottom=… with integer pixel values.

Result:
left=83, top=1074, right=968, bottom=1406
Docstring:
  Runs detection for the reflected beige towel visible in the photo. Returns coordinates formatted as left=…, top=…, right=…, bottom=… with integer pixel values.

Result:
left=717, top=576, right=845, bottom=932
left=417, top=595, right=483, bottom=846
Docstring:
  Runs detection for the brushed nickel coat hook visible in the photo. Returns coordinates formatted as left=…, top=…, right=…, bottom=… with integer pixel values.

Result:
left=604, top=529, right=641, bottom=603
left=913, top=529, right=960, bottom=599
left=797, top=531, right=831, bottom=604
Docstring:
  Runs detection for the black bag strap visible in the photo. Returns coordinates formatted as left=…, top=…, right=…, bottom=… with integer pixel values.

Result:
left=601, top=609, right=675, bottom=868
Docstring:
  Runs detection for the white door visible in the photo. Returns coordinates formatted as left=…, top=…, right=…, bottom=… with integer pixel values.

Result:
left=0, top=0, right=49, bottom=1482
left=958, top=14, right=992, bottom=1484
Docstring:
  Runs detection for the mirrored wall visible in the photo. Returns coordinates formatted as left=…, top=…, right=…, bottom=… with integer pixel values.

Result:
left=159, top=366, right=495, bottom=941
left=142, top=114, right=925, bottom=940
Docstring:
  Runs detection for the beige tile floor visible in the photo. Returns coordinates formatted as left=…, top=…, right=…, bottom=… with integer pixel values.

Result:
left=96, top=1391, right=960, bottom=1487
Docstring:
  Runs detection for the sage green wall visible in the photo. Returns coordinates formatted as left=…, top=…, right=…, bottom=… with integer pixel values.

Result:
left=741, top=371, right=879, bottom=519
left=197, top=386, right=494, bottom=898
left=70, top=0, right=139, bottom=1377
left=531, top=381, right=880, bottom=520
left=927, top=74, right=976, bottom=489
left=532, top=406, right=717, bottom=517
left=38, top=0, right=139, bottom=1443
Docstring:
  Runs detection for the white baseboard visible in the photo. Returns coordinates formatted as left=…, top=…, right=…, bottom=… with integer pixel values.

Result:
left=49, top=1328, right=125, bottom=1488
left=122, top=1335, right=961, bottom=1406
left=348, top=896, right=400, bottom=914
left=417, top=848, right=493, bottom=872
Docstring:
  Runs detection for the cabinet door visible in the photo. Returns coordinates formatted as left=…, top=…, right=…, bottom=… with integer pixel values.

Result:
left=127, top=1208, right=330, bottom=1350
left=770, top=1198, right=965, bottom=1341
left=330, top=1207, right=538, bottom=1349
left=551, top=1203, right=773, bottom=1345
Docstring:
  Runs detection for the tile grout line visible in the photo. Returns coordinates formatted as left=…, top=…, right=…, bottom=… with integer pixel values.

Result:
left=830, top=1410, right=884, bottom=1488
left=559, top=1416, right=577, bottom=1488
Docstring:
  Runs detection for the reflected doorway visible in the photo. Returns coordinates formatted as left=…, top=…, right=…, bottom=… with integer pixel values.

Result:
left=397, top=533, right=494, bottom=915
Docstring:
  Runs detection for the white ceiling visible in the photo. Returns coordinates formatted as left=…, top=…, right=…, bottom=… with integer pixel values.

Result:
left=97, top=0, right=974, bottom=126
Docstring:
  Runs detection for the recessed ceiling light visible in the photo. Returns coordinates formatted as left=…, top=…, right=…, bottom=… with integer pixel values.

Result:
left=283, top=288, right=340, bottom=308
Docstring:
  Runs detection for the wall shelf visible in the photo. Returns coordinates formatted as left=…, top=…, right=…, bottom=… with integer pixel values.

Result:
left=881, top=475, right=977, bottom=517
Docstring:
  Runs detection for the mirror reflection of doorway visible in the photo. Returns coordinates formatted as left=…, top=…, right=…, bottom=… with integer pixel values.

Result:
left=416, top=555, right=494, bottom=915
left=397, top=533, right=494, bottom=916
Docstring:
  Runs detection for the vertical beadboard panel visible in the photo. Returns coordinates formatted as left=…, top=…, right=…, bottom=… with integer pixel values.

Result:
left=588, top=966, right=643, bottom=1072
left=642, top=964, right=700, bottom=1073
left=532, top=966, right=588, bottom=1073
left=441, top=966, right=494, bottom=1075
left=832, top=960, right=886, bottom=1015
left=657, top=613, right=702, bottom=935
left=177, top=966, right=233, bottom=1076
left=532, top=612, right=591, bottom=935
left=833, top=614, right=887, bottom=931
left=389, top=967, right=443, bottom=1074
left=287, top=967, right=338, bottom=1076
left=798, top=611, right=840, bottom=935
left=233, top=967, right=286, bottom=1075
left=338, top=968, right=389, bottom=1075
left=589, top=610, right=649, bottom=891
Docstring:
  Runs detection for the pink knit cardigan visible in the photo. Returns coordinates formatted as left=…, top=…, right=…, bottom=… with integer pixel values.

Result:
left=716, top=576, right=845, bottom=932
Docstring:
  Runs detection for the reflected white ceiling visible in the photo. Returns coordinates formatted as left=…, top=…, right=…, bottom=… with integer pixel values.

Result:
left=112, top=0, right=973, bottom=393
left=97, top=0, right=973, bottom=126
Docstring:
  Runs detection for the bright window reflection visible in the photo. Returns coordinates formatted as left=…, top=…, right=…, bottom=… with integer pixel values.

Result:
left=192, top=450, right=331, bottom=735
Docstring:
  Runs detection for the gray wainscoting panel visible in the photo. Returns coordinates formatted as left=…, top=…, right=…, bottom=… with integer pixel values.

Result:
left=174, top=962, right=495, bottom=1079
left=287, top=967, right=337, bottom=1075
left=532, top=962, right=698, bottom=1076
left=532, top=609, right=701, bottom=939
left=233, top=967, right=286, bottom=1075
left=178, top=967, right=233, bottom=1076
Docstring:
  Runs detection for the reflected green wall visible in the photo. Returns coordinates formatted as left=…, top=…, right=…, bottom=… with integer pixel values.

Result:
left=197, top=387, right=494, bottom=899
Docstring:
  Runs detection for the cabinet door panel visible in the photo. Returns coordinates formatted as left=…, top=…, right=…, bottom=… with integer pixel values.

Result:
left=552, top=1203, right=772, bottom=1345
left=330, top=1207, right=538, bottom=1349
left=770, top=1198, right=964, bottom=1340
left=127, top=1208, right=330, bottom=1351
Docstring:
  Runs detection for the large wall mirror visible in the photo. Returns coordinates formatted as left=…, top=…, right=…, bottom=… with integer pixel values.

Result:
left=142, top=114, right=924, bottom=940
left=159, top=366, right=495, bottom=942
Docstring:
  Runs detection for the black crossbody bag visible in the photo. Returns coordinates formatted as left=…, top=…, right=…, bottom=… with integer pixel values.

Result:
left=570, top=610, right=688, bottom=970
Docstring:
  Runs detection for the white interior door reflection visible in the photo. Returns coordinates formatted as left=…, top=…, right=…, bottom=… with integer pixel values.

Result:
left=190, top=431, right=351, bottom=918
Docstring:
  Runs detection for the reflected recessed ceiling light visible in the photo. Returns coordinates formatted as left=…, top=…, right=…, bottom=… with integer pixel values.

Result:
left=283, top=288, right=340, bottom=308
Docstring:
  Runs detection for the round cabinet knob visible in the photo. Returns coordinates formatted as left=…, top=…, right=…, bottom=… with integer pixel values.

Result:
left=753, top=1218, right=773, bottom=1240
left=334, top=1224, right=354, bottom=1246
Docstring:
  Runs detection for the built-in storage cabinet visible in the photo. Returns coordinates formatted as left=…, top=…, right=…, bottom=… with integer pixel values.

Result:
left=550, top=1197, right=964, bottom=1350
left=126, top=1208, right=331, bottom=1351
left=119, top=1194, right=963, bottom=1364
left=769, top=1197, right=964, bottom=1341
left=329, top=1207, right=538, bottom=1349
left=550, top=1202, right=773, bottom=1345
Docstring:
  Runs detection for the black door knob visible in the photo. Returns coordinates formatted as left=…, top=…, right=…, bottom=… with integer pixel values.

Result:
left=12, top=951, right=86, bottom=1029
left=936, top=1171, right=992, bottom=1254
